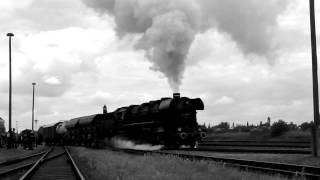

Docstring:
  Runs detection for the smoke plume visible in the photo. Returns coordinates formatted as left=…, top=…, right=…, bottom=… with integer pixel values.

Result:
left=82, top=0, right=289, bottom=91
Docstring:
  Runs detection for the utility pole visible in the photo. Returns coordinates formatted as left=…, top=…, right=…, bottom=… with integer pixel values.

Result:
left=32, top=83, right=36, bottom=131
left=309, top=0, right=319, bottom=157
left=7, top=33, right=14, bottom=149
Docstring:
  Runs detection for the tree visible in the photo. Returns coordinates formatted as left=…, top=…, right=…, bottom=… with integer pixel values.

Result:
left=270, top=120, right=290, bottom=137
left=300, top=121, right=313, bottom=131
left=288, top=122, right=298, bottom=130
left=215, top=122, right=230, bottom=131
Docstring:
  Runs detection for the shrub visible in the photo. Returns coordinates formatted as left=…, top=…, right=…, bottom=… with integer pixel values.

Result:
left=233, top=125, right=250, bottom=132
left=270, top=120, right=290, bottom=137
left=300, top=121, right=313, bottom=131
left=249, top=127, right=270, bottom=137
left=215, top=122, right=230, bottom=131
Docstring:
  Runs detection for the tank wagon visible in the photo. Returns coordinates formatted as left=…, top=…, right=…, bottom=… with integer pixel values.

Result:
left=65, top=114, right=114, bottom=146
left=39, top=93, right=205, bottom=148
left=38, top=121, right=65, bottom=145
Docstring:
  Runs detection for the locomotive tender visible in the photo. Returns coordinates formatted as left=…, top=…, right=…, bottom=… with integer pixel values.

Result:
left=38, top=93, right=205, bottom=148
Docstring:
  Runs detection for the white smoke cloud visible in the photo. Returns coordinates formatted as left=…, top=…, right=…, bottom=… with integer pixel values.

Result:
left=82, top=0, right=289, bottom=92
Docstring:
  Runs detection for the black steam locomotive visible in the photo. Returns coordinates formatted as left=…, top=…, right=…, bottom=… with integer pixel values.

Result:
left=38, top=93, right=205, bottom=148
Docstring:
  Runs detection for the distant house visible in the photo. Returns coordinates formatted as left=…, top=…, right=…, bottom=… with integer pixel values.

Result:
left=0, top=117, right=5, bottom=135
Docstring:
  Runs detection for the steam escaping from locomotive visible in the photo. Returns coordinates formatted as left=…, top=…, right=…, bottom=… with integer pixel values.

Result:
left=110, top=137, right=163, bottom=150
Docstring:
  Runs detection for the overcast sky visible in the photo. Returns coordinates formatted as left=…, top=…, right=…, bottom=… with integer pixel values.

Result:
left=0, top=0, right=319, bottom=131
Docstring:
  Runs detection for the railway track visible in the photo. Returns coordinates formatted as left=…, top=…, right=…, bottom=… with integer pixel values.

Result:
left=198, top=142, right=310, bottom=148
left=19, top=146, right=85, bottom=180
left=0, top=150, right=50, bottom=179
left=202, top=140, right=309, bottom=144
left=0, top=146, right=86, bottom=180
left=181, top=147, right=311, bottom=154
left=194, top=140, right=311, bottom=154
left=118, top=148, right=320, bottom=180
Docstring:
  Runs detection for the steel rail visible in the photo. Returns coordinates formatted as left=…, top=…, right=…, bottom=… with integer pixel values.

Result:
left=0, top=151, right=47, bottom=166
left=189, top=147, right=311, bottom=154
left=19, top=146, right=86, bottom=180
left=0, top=150, right=64, bottom=177
left=19, top=147, right=53, bottom=180
left=198, top=143, right=310, bottom=148
left=0, top=161, right=35, bottom=177
left=65, top=146, right=86, bottom=180
left=118, top=148, right=320, bottom=180
left=202, top=140, right=309, bottom=144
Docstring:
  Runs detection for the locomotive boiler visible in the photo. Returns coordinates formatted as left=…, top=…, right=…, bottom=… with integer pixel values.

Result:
left=38, top=93, right=205, bottom=148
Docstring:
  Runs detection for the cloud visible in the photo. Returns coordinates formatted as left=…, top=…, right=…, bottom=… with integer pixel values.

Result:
left=43, top=76, right=61, bottom=85
left=0, top=0, right=316, bottom=131
left=81, top=0, right=290, bottom=92
left=214, top=96, right=234, bottom=105
left=200, top=0, right=289, bottom=56
left=182, top=37, right=313, bottom=125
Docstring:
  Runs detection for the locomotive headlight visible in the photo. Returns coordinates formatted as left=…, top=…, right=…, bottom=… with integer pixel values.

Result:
left=177, top=127, right=182, bottom=132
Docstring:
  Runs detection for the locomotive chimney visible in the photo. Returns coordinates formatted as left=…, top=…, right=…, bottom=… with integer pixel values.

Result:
left=103, top=105, right=107, bottom=114
left=173, top=93, right=180, bottom=99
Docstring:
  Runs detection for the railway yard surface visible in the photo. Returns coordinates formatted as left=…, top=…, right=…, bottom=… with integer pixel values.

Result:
left=0, top=146, right=84, bottom=180
left=164, top=150, right=320, bottom=167
left=68, top=146, right=310, bottom=180
left=0, top=146, right=47, bottom=162
left=0, top=144, right=319, bottom=179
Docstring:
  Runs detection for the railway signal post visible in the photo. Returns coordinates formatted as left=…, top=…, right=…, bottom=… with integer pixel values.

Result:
left=6, top=32, right=14, bottom=149
left=32, top=83, right=36, bottom=149
left=32, top=82, right=36, bottom=131
left=309, top=0, right=319, bottom=157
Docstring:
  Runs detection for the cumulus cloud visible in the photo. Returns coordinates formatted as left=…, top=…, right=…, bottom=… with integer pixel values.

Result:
left=44, top=76, right=61, bottom=85
left=200, top=0, right=289, bottom=55
left=182, top=31, right=313, bottom=125
left=0, top=0, right=316, bottom=131
left=214, top=96, right=234, bottom=105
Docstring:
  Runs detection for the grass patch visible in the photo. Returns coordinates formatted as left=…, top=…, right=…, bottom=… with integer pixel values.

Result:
left=69, top=147, right=302, bottom=180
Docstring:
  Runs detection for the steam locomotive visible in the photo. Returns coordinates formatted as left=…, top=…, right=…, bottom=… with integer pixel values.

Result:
left=38, top=93, right=205, bottom=148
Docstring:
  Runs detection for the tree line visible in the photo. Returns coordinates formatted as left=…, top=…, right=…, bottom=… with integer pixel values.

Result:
left=201, top=119, right=314, bottom=137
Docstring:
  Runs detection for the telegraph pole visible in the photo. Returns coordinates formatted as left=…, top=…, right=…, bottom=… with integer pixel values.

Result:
left=309, top=0, right=319, bottom=157
left=7, top=33, right=14, bottom=149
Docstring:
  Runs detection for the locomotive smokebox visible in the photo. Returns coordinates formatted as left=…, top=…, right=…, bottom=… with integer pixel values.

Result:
left=173, top=93, right=180, bottom=99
